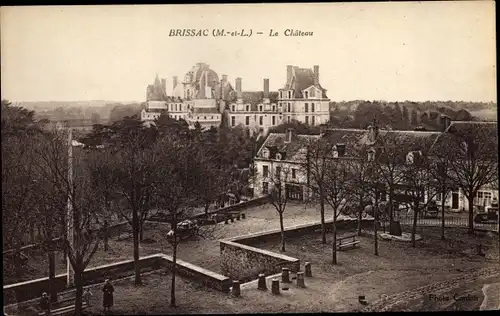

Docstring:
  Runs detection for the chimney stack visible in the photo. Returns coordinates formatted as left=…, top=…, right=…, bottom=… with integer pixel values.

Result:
left=263, top=79, right=270, bottom=98
left=286, top=128, right=294, bottom=143
left=161, top=78, right=167, bottom=94
left=313, top=65, right=319, bottom=85
left=222, top=74, right=228, bottom=84
left=173, top=76, right=178, bottom=90
left=287, top=65, right=293, bottom=84
left=236, top=77, right=243, bottom=103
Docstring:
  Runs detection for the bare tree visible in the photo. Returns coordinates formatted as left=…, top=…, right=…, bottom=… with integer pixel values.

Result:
left=267, top=165, right=292, bottom=252
left=428, top=150, right=453, bottom=240
left=443, top=124, right=498, bottom=234
left=36, top=129, right=103, bottom=316
left=323, top=158, right=352, bottom=264
left=305, top=138, right=334, bottom=244
left=401, top=151, right=438, bottom=247
left=345, top=156, right=372, bottom=236
left=154, top=134, right=201, bottom=307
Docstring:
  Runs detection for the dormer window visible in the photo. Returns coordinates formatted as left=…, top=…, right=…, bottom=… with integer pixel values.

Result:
left=262, top=148, right=270, bottom=159
left=259, top=105, right=263, bottom=112
left=272, top=105, right=276, bottom=112
left=332, top=146, right=339, bottom=158
left=276, top=153, right=282, bottom=160
left=305, top=91, right=309, bottom=99
left=232, top=105, right=236, bottom=112
left=288, top=91, right=292, bottom=99
left=406, top=152, right=414, bottom=164
left=246, top=105, right=250, bottom=111
left=368, top=148, right=375, bottom=161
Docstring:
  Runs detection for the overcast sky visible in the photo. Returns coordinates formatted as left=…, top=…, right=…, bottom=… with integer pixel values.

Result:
left=1, top=2, right=496, bottom=103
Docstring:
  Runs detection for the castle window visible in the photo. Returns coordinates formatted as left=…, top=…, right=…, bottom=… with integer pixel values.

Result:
left=245, top=116, right=250, bottom=125
left=204, top=116, right=207, bottom=120
left=292, top=168, right=296, bottom=179
left=259, top=116, right=263, bottom=125
left=272, top=116, right=276, bottom=125
left=288, top=91, right=292, bottom=99
left=305, top=116, right=309, bottom=125
left=246, top=105, right=249, bottom=111
left=259, top=105, right=263, bottom=112
left=272, top=105, right=276, bottom=112
left=305, top=103, right=309, bottom=112
left=311, top=103, right=315, bottom=112
left=312, top=116, right=315, bottom=126
left=263, top=165, right=269, bottom=176
left=231, top=116, right=235, bottom=126
left=368, top=149, right=375, bottom=161
left=232, top=105, right=235, bottom=112
left=287, top=116, right=291, bottom=123
left=287, top=103, right=291, bottom=112
left=305, top=91, right=309, bottom=99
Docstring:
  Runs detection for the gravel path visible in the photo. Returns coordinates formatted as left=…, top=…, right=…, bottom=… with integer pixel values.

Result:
left=361, top=266, right=500, bottom=312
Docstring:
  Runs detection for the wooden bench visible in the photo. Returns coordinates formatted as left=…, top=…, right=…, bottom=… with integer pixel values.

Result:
left=38, top=302, right=88, bottom=316
left=336, top=234, right=360, bottom=251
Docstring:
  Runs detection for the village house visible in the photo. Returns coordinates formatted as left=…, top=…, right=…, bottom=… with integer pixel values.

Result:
left=252, top=118, right=499, bottom=214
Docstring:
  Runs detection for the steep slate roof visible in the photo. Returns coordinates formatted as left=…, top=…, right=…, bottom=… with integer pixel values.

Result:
left=281, top=67, right=328, bottom=98
left=257, top=133, right=320, bottom=162
left=229, top=91, right=280, bottom=111
left=429, top=121, right=498, bottom=157
left=376, top=130, right=441, bottom=154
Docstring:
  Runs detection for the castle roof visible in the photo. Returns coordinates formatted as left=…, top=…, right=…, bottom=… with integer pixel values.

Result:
left=281, top=66, right=328, bottom=99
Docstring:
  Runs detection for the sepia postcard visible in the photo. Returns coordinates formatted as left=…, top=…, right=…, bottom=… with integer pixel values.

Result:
left=1, top=2, right=498, bottom=315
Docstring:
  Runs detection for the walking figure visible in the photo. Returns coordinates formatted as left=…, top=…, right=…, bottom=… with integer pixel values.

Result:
left=102, top=279, right=114, bottom=313
left=39, top=292, right=51, bottom=316
left=83, top=287, right=93, bottom=307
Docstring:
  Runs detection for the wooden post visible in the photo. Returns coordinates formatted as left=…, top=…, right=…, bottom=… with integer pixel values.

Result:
left=305, top=262, right=312, bottom=277
left=257, top=274, right=267, bottom=290
left=271, top=279, right=280, bottom=295
left=296, top=272, right=305, bottom=288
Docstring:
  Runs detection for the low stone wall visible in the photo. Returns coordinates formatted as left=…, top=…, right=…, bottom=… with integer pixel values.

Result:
left=220, top=217, right=374, bottom=282
left=193, top=196, right=269, bottom=219
left=3, top=253, right=230, bottom=305
left=220, top=240, right=300, bottom=282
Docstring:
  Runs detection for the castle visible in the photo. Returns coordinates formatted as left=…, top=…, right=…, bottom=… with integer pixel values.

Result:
left=141, top=63, right=331, bottom=134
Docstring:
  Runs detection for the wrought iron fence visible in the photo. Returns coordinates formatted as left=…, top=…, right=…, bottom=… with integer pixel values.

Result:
left=380, top=212, right=498, bottom=231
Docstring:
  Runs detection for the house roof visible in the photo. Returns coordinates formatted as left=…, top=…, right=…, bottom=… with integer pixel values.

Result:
left=429, top=121, right=498, bottom=157
left=376, top=130, right=441, bottom=154
left=257, top=132, right=320, bottom=161
left=281, top=67, right=328, bottom=99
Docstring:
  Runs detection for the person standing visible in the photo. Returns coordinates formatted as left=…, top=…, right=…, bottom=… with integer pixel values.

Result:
left=102, top=279, right=114, bottom=313
left=39, top=292, right=51, bottom=316
left=82, top=288, right=93, bottom=307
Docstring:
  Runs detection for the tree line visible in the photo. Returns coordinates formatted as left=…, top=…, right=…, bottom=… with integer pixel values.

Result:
left=2, top=99, right=256, bottom=314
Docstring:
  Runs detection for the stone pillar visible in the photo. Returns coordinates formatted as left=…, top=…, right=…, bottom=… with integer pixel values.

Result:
left=296, top=272, right=305, bottom=288
left=271, top=279, right=280, bottom=295
left=231, top=280, right=241, bottom=297
left=257, top=274, right=267, bottom=290
left=305, top=262, right=312, bottom=277
left=281, top=268, right=290, bottom=283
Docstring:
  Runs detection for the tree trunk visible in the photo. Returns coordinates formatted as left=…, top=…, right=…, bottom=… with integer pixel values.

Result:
left=388, top=189, right=394, bottom=226
left=139, top=220, right=144, bottom=242
left=14, top=246, right=24, bottom=303
left=104, top=220, right=109, bottom=251
left=279, top=212, right=286, bottom=252
left=319, top=188, right=326, bottom=244
left=332, top=208, right=337, bottom=265
left=357, top=194, right=364, bottom=236
left=467, top=196, right=474, bottom=235
left=132, top=207, right=142, bottom=285
left=440, top=192, right=446, bottom=240
left=74, top=268, right=83, bottom=316
left=411, top=204, right=418, bottom=248
left=374, top=199, right=379, bottom=256
left=204, top=202, right=210, bottom=218
left=48, top=249, right=57, bottom=302
left=170, top=236, right=177, bottom=307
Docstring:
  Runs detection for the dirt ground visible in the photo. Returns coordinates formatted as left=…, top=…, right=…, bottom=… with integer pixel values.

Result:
left=75, top=225, right=500, bottom=314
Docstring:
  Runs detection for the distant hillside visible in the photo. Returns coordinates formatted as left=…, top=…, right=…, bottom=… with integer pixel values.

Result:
left=329, top=101, right=497, bottom=131
left=18, top=100, right=139, bottom=111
